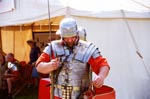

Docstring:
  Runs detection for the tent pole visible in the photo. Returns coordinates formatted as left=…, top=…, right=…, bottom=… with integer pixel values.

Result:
left=47, top=0, right=54, bottom=99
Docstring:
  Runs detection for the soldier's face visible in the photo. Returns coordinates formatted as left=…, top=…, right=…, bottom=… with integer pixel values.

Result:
left=63, top=36, right=77, bottom=48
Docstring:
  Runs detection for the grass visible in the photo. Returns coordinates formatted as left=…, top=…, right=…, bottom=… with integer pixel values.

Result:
left=0, top=85, right=38, bottom=99
left=15, top=86, right=38, bottom=99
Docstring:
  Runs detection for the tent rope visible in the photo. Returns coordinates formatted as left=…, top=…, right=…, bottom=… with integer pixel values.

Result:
left=131, top=0, right=150, bottom=9
left=121, top=10, right=150, bottom=79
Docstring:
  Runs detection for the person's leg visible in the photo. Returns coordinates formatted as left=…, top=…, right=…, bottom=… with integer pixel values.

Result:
left=31, top=67, right=40, bottom=87
left=6, top=78, right=12, bottom=94
left=33, top=77, right=39, bottom=87
left=6, top=77, right=15, bottom=99
left=6, top=78, right=13, bottom=99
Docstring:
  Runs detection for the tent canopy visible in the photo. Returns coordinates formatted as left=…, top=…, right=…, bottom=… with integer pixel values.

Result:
left=0, top=0, right=150, bottom=26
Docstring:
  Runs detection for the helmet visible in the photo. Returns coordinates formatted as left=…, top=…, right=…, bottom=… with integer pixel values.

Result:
left=78, top=27, right=87, bottom=41
left=59, top=18, right=78, bottom=38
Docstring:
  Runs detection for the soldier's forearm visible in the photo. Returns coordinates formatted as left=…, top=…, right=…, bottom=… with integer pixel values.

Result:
left=98, top=66, right=110, bottom=80
left=36, top=62, right=54, bottom=74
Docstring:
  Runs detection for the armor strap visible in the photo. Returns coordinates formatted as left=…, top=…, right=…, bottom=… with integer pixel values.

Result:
left=54, top=55, right=70, bottom=84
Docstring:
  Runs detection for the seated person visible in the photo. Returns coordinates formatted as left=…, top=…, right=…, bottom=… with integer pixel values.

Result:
left=3, top=53, right=20, bottom=99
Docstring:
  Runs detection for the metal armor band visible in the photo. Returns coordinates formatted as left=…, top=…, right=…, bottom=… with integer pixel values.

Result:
left=55, top=84, right=80, bottom=91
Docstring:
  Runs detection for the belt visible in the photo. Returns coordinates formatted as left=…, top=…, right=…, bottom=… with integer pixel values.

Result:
left=54, top=84, right=80, bottom=91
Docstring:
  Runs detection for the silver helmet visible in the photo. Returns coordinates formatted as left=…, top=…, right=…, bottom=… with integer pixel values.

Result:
left=58, top=18, right=78, bottom=38
left=78, top=27, right=87, bottom=41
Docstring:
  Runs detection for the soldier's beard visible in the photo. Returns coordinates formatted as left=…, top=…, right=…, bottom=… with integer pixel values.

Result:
left=65, top=42, right=75, bottom=49
left=63, top=37, right=79, bottom=49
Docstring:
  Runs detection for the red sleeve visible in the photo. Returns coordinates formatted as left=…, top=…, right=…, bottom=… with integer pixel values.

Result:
left=35, top=52, right=55, bottom=67
left=88, top=56, right=110, bottom=75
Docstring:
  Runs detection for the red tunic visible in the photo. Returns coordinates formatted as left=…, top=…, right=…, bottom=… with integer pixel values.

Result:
left=36, top=52, right=109, bottom=75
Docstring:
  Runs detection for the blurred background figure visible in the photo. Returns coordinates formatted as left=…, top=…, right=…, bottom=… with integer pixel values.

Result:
left=26, top=39, right=41, bottom=65
left=26, top=39, right=41, bottom=87
left=78, top=27, right=87, bottom=41
left=4, top=53, right=21, bottom=99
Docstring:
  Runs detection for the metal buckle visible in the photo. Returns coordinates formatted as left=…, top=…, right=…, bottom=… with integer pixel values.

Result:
left=61, top=84, right=73, bottom=99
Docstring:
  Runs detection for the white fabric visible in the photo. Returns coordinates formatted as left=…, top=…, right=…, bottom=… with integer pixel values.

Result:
left=0, top=0, right=150, bottom=99
left=0, top=0, right=15, bottom=14
left=0, top=0, right=150, bottom=26
left=74, top=17, right=150, bottom=99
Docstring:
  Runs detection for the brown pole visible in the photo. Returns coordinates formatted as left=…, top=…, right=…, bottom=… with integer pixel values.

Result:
left=47, top=0, right=54, bottom=99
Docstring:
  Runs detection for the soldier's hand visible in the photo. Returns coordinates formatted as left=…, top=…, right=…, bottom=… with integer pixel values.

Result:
left=50, top=58, right=59, bottom=71
left=92, top=75, right=104, bottom=88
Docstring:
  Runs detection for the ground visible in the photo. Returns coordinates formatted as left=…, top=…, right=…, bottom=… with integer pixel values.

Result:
left=0, top=85, right=38, bottom=99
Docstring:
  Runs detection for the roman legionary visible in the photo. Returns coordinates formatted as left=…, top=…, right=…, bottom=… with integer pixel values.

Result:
left=36, top=17, right=110, bottom=99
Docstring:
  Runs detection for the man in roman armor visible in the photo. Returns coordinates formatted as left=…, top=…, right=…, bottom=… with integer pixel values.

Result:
left=36, top=17, right=110, bottom=99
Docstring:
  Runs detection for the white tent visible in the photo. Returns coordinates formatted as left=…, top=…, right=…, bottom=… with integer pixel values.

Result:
left=0, top=0, right=150, bottom=26
left=0, top=0, right=150, bottom=99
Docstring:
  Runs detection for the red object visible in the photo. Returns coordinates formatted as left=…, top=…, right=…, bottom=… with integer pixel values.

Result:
left=93, top=85, right=116, bottom=99
left=38, top=78, right=115, bottom=99
left=38, top=78, right=61, bottom=99
left=38, top=78, right=50, bottom=99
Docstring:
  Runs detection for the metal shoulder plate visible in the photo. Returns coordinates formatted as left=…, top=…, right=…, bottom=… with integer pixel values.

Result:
left=75, top=40, right=101, bottom=63
left=51, top=40, right=65, bottom=57
left=43, top=40, right=65, bottom=57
